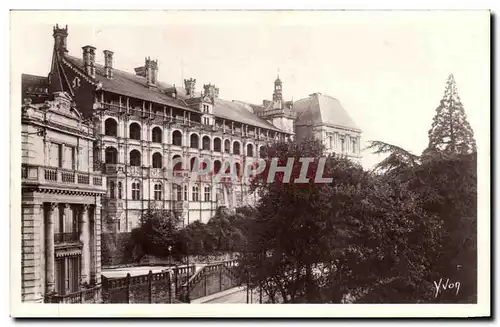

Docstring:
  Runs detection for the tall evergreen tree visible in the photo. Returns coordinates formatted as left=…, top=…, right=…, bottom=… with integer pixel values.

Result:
left=425, top=74, right=476, bottom=156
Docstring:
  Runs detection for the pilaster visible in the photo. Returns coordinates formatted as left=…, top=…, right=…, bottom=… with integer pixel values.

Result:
left=21, top=199, right=45, bottom=303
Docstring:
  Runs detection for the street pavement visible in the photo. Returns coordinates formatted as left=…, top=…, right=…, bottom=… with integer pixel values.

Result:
left=193, top=286, right=267, bottom=303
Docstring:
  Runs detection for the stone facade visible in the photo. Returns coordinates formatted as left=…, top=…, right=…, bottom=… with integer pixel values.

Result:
left=22, top=24, right=362, bottom=236
left=293, top=92, right=362, bottom=161
left=21, top=92, right=106, bottom=303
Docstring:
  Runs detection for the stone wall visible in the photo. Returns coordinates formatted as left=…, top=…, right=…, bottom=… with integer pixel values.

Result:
left=101, top=265, right=195, bottom=303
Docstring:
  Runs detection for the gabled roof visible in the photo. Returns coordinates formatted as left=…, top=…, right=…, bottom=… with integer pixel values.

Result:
left=64, top=55, right=192, bottom=111
left=63, top=55, right=284, bottom=132
left=293, top=92, right=361, bottom=132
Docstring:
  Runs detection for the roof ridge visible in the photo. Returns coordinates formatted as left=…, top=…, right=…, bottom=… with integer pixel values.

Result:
left=63, top=54, right=287, bottom=132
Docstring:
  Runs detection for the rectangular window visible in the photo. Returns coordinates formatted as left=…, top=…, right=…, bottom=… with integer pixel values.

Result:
left=71, top=147, right=76, bottom=170
left=341, top=138, right=345, bottom=153
left=132, top=182, right=141, bottom=200
left=55, top=256, right=81, bottom=296
left=154, top=184, right=162, bottom=200
left=184, top=186, right=188, bottom=201
left=175, top=185, right=182, bottom=201
left=67, top=256, right=80, bottom=294
left=204, top=186, right=211, bottom=202
left=58, top=144, right=63, bottom=168
left=55, top=258, right=65, bottom=295
left=192, top=186, right=199, bottom=202
left=352, top=139, right=357, bottom=154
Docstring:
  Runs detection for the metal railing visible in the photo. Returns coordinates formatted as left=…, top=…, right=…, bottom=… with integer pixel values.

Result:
left=46, top=286, right=101, bottom=304
left=54, top=232, right=79, bottom=243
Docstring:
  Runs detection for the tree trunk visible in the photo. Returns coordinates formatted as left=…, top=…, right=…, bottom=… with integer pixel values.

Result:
left=306, top=264, right=313, bottom=303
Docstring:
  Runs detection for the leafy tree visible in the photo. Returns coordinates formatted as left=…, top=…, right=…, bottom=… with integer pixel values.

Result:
left=238, top=138, right=442, bottom=303
left=132, top=205, right=180, bottom=258
left=410, top=152, right=477, bottom=303
left=365, top=140, right=420, bottom=177
left=425, top=74, right=476, bottom=157
left=177, top=220, right=216, bottom=255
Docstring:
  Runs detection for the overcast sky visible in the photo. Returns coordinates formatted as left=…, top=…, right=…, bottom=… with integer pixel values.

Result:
left=11, top=11, right=490, bottom=169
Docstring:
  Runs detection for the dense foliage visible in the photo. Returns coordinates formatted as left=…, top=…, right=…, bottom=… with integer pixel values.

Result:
left=133, top=206, right=252, bottom=258
left=425, top=74, right=476, bottom=156
left=132, top=73, right=477, bottom=304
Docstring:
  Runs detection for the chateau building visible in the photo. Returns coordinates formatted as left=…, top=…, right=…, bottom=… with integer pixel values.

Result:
left=21, top=24, right=362, bottom=235
left=21, top=91, right=105, bottom=303
left=293, top=92, right=362, bottom=160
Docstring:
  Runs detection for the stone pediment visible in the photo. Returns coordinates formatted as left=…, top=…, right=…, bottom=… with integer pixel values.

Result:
left=51, top=91, right=83, bottom=120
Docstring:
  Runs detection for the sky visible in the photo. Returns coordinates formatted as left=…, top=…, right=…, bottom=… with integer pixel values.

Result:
left=11, top=11, right=490, bottom=169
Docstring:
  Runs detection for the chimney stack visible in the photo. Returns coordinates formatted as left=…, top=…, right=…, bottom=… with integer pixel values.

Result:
left=184, top=78, right=196, bottom=97
left=82, top=45, right=96, bottom=79
left=103, top=50, right=114, bottom=79
left=53, top=24, right=68, bottom=55
left=145, top=57, right=158, bottom=87
left=203, top=83, right=219, bottom=100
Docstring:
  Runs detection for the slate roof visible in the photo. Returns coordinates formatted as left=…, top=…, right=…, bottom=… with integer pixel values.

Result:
left=63, top=55, right=284, bottom=132
left=293, top=93, right=361, bottom=132
left=21, top=74, right=49, bottom=104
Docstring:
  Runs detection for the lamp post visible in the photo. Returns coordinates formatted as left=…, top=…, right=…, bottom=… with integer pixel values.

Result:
left=185, top=199, right=190, bottom=303
left=168, top=245, right=173, bottom=266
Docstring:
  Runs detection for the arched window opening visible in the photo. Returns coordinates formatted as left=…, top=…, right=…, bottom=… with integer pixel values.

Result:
left=260, top=146, right=267, bottom=159
left=152, top=152, right=162, bottom=168
left=224, top=140, right=231, bottom=153
left=192, top=186, right=199, bottom=201
left=129, top=122, right=141, bottom=140
left=118, top=182, right=123, bottom=199
left=202, top=136, right=211, bottom=150
left=105, top=147, right=118, bottom=164
left=190, top=134, right=199, bottom=149
left=246, top=144, right=254, bottom=157
left=190, top=157, right=198, bottom=172
left=172, top=130, right=182, bottom=146
left=214, top=160, right=222, bottom=174
left=154, top=183, right=162, bottom=200
left=213, top=138, right=222, bottom=152
left=152, top=127, right=162, bottom=143
left=105, top=118, right=117, bottom=137
left=233, top=142, right=241, bottom=155
left=132, top=181, right=141, bottom=200
left=172, top=155, right=183, bottom=171
left=235, top=162, right=242, bottom=177
left=129, top=150, right=141, bottom=167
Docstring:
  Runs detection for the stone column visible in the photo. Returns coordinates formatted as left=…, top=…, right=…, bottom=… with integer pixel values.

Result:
left=79, top=204, right=90, bottom=285
left=45, top=202, right=57, bottom=295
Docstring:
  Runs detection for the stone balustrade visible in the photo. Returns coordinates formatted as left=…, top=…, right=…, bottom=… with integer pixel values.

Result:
left=22, top=164, right=106, bottom=191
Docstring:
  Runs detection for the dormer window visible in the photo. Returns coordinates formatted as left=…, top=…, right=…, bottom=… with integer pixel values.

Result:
left=203, top=104, right=210, bottom=113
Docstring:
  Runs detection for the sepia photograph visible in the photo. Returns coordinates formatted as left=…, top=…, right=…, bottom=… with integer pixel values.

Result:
left=9, top=9, right=490, bottom=318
